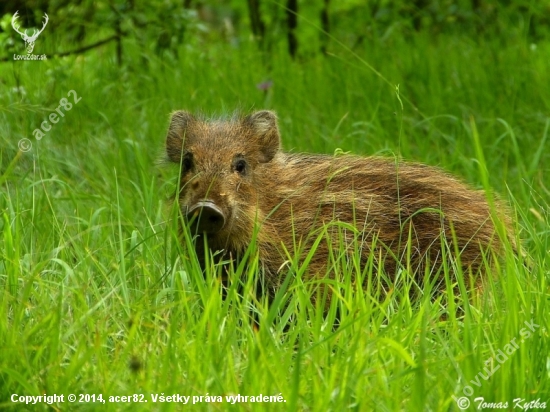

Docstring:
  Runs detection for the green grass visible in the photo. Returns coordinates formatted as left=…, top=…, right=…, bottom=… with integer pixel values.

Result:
left=1, top=17, right=549, bottom=412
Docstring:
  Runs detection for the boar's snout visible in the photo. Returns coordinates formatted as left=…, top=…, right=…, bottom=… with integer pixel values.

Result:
left=187, top=201, right=226, bottom=234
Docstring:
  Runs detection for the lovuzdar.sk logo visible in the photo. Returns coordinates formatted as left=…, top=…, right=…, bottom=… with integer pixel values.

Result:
left=12, top=10, right=49, bottom=61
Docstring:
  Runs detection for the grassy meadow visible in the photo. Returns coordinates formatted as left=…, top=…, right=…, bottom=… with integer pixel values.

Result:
left=1, top=4, right=549, bottom=411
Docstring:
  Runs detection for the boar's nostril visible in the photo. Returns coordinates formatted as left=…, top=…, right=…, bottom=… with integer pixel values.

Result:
left=187, top=201, right=226, bottom=234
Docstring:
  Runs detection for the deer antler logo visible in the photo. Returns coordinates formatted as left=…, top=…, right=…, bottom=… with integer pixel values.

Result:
left=11, top=11, right=49, bottom=54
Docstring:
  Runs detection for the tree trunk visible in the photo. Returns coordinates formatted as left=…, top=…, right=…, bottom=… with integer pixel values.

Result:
left=320, top=0, right=330, bottom=54
left=247, top=0, right=266, bottom=46
left=286, top=0, right=298, bottom=58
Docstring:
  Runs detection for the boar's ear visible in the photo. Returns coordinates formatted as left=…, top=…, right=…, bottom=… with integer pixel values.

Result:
left=244, top=110, right=280, bottom=163
left=166, top=111, right=195, bottom=163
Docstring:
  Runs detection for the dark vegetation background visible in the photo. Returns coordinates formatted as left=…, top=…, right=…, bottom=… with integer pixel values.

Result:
left=1, top=0, right=549, bottom=164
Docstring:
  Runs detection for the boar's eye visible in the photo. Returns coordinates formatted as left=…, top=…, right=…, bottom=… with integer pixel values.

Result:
left=182, top=152, right=193, bottom=173
left=234, top=158, right=247, bottom=175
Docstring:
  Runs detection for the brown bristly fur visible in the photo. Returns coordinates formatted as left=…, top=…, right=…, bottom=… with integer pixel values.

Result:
left=165, top=110, right=514, bottom=305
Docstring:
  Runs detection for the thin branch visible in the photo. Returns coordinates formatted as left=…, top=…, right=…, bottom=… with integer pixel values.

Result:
left=54, top=35, right=120, bottom=57
left=0, top=35, right=119, bottom=62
